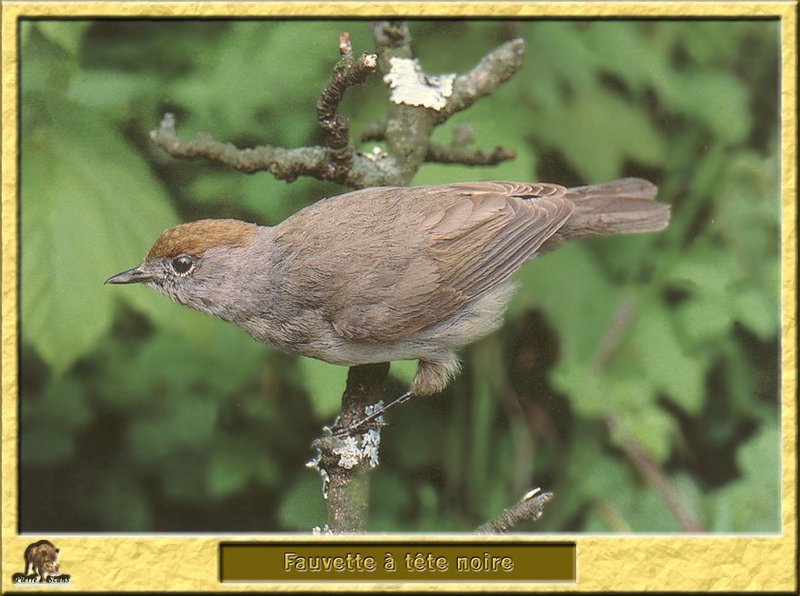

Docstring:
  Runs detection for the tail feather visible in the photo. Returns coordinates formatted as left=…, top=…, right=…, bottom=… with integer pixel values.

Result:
left=546, top=178, right=670, bottom=247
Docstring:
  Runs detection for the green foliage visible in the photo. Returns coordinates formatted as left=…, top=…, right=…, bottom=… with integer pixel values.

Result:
left=18, top=19, right=780, bottom=534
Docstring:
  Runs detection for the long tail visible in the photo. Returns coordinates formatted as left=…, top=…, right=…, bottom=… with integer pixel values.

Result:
left=543, top=178, right=670, bottom=250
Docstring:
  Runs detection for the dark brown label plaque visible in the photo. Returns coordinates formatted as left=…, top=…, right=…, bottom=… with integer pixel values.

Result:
left=220, top=542, right=576, bottom=583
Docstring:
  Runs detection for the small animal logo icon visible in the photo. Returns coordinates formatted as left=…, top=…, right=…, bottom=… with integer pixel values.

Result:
left=25, top=540, right=61, bottom=581
left=11, top=540, right=70, bottom=584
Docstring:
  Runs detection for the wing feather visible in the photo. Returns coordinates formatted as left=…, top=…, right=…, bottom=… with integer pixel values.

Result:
left=275, top=182, right=573, bottom=343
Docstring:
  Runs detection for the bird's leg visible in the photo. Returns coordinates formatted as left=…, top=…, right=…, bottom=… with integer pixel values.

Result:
left=332, top=390, right=414, bottom=437
left=331, top=357, right=459, bottom=437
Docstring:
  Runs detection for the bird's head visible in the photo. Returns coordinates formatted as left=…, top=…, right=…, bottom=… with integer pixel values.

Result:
left=106, top=219, right=259, bottom=316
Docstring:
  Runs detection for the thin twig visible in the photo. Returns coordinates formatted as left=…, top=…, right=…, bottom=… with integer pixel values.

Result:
left=605, top=416, right=703, bottom=532
left=360, top=120, right=387, bottom=142
left=150, top=113, right=398, bottom=188
left=476, top=488, right=555, bottom=534
left=316, top=32, right=378, bottom=183
left=426, top=143, right=516, bottom=166
left=150, top=113, right=326, bottom=179
left=436, top=38, right=526, bottom=123
left=590, top=293, right=636, bottom=371
left=151, top=35, right=382, bottom=188
left=371, top=20, right=413, bottom=70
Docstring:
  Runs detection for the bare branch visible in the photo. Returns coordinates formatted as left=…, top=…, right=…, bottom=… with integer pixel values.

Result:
left=371, top=20, right=413, bottom=70
left=151, top=113, right=403, bottom=188
left=152, top=34, right=382, bottom=188
left=316, top=32, right=379, bottom=183
left=437, top=38, right=526, bottom=123
left=476, top=488, right=555, bottom=534
left=150, top=113, right=327, bottom=180
left=426, top=143, right=515, bottom=166
left=360, top=120, right=387, bottom=142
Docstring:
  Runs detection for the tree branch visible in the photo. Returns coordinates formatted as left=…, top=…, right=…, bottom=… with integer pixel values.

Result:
left=371, top=20, right=433, bottom=185
left=426, top=143, right=515, bottom=166
left=360, top=119, right=387, bottom=142
left=312, top=363, right=390, bottom=534
left=151, top=34, right=388, bottom=188
left=475, top=488, right=554, bottom=534
left=150, top=113, right=401, bottom=189
left=150, top=113, right=328, bottom=180
left=315, top=32, right=378, bottom=183
left=436, top=38, right=526, bottom=123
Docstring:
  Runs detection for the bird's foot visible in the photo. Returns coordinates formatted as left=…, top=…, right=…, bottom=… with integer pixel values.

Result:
left=330, top=390, right=414, bottom=438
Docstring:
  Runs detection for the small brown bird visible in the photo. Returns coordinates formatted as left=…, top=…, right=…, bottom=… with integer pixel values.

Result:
left=107, top=179, right=669, bottom=432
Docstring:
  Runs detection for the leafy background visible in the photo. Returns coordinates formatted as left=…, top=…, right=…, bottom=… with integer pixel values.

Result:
left=19, top=20, right=780, bottom=532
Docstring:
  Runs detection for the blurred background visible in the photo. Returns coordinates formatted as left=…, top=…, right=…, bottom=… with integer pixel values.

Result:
left=19, top=20, right=780, bottom=533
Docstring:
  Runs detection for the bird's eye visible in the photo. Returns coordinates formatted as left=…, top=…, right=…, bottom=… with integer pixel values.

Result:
left=171, top=255, right=195, bottom=275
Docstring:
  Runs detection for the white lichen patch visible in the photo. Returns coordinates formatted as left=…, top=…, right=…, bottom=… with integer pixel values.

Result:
left=305, top=451, right=321, bottom=471
left=361, top=428, right=381, bottom=469
left=306, top=449, right=330, bottom=499
left=333, top=436, right=362, bottom=469
left=363, top=146, right=388, bottom=161
left=384, top=57, right=455, bottom=111
left=361, top=54, right=378, bottom=70
left=319, top=467, right=330, bottom=500
left=361, top=402, right=383, bottom=469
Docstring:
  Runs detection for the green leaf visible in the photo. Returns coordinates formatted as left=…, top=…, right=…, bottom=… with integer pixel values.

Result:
left=67, top=70, right=159, bottom=115
left=367, top=471, right=413, bottom=531
left=168, top=21, right=368, bottom=144
left=584, top=22, right=670, bottom=95
left=160, top=453, right=210, bottom=502
left=206, top=445, right=250, bottom=498
left=610, top=395, right=674, bottom=464
left=21, top=378, right=93, bottom=467
left=535, top=89, right=666, bottom=181
left=20, top=428, right=76, bottom=467
left=22, top=376, right=93, bottom=431
left=632, top=309, right=708, bottom=414
left=656, top=71, right=751, bottom=144
left=415, top=85, right=539, bottom=185
left=707, top=422, right=780, bottom=532
left=511, top=243, right=618, bottom=364
left=21, top=98, right=178, bottom=373
left=36, top=21, right=90, bottom=56
left=732, top=285, right=779, bottom=340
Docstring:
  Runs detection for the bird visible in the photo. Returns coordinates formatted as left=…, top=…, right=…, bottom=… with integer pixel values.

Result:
left=107, top=178, right=669, bottom=434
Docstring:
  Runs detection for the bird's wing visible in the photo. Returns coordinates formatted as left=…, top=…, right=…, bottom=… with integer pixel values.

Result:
left=275, top=182, right=574, bottom=343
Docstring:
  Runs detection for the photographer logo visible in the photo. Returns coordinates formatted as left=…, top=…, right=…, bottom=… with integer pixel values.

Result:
left=11, top=540, right=70, bottom=585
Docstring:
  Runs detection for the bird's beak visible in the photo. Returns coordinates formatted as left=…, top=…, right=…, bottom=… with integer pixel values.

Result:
left=105, top=267, right=153, bottom=285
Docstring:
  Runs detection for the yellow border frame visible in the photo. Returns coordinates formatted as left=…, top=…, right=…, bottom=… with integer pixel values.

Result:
left=1, top=2, right=796, bottom=592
